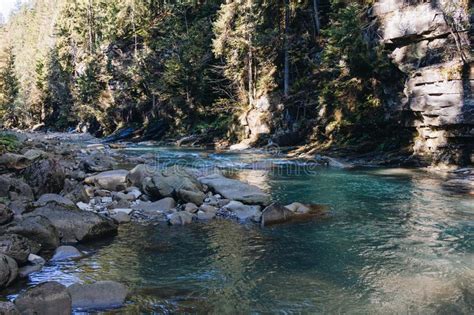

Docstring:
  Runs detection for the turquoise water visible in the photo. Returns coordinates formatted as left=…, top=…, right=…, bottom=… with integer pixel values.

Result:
left=28, top=147, right=474, bottom=313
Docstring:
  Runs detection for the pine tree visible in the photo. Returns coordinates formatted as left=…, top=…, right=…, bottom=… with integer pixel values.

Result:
left=0, top=46, right=19, bottom=124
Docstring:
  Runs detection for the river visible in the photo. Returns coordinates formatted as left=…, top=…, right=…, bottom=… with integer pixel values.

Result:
left=18, top=145, right=474, bottom=313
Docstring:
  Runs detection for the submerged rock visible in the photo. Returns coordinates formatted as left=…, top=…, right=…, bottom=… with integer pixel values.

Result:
left=27, top=204, right=118, bottom=243
left=199, top=174, right=271, bottom=205
left=51, top=246, right=83, bottom=261
left=260, top=203, right=294, bottom=227
left=67, top=281, right=128, bottom=310
left=0, top=254, right=18, bottom=288
left=14, top=282, right=71, bottom=315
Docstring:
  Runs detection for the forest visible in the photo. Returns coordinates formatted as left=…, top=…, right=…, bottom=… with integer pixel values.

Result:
left=0, top=0, right=472, bottom=164
left=0, top=1, right=408, bottom=147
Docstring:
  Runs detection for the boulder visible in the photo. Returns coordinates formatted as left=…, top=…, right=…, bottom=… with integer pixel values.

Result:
left=0, top=175, right=34, bottom=201
left=111, top=212, right=131, bottom=224
left=85, top=170, right=129, bottom=191
left=18, top=254, right=46, bottom=278
left=184, top=203, right=198, bottom=213
left=0, top=302, right=19, bottom=315
left=260, top=203, right=295, bottom=227
left=223, top=201, right=261, bottom=221
left=132, top=198, right=176, bottom=213
left=78, top=153, right=117, bottom=173
left=0, top=204, right=13, bottom=225
left=0, top=153, right=30, bottom=172
left=67, top=281, right=128, bottom=310
left=0, top=234, right=31, bottom=265
left=51, top=246, right=83, bottom=261
left=142, top=167, right=203, bottom=200
left=26, top=204, right=117, bottom=243
left=8, top=199, right=33, bottom=216
left=2, top=216, right=60, bottom=250
left=35, top=194, right=75, bottom=208
left=0, top=254, right=18, bottom=288
left=197, top=209, right=216, bottom=220
left=14, top=282, right=71, bottom=315
left=177, top=189, right=205, bottom=206
left=22, top=149, right=46, bottom=161
left=62, top=180, right=89, bottom=203
left=199, top=174, right=271, bottom=205
left=168, top=212, right=193, bottom=225
left=285, top=202, right=311, bottom=214
left=126, top=164, right=157, bottom=187
left=22, top=159, right=66, bottom=196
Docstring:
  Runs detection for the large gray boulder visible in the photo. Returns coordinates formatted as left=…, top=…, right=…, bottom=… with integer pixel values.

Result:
left=0, top=254, right=18, bottom=289
left=0, top=234, right=31, bottom=265
left=26, top=204, right=117, bottom=243
left=126, top=164, right=157, bottom=187
left=199, top=174, right=271, bottom=205
left=85, top=170, right=129, bottom=191
left=142, top=167, right=204, bottom=201
left=14, top=282, right=71, bottom=315
left=22, top=158, right=66, bottom=196
left=2, top=216, right=60, bottom=250
left=67, top=281, right=128, bottom=310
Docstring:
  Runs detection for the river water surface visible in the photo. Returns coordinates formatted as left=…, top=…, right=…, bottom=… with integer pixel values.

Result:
left=25, top=146, right=474, bottom=313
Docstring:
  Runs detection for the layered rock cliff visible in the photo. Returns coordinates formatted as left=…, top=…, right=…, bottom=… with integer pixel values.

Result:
left=374, top=0, right=473, bottom=165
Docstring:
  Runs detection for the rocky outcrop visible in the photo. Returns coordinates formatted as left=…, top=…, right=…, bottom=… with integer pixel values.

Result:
left=0, top=254, right=18, bottom=288
left=2, top=216, right=60, bottom=251
left=373, top=0, right=473, bottom=165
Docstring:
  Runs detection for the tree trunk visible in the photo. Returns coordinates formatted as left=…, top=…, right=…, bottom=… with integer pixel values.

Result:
left=312, top=0, right=320, bottom=36
left=283, top=0, right=290, bottom=97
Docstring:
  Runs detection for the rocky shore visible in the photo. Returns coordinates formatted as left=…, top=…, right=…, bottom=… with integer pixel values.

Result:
left=0, top=131, right=327, bottom=313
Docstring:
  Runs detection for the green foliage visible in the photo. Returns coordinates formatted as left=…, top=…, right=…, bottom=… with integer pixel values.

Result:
left=0, top=46, right=19, bottom=125
left=0, top=133, right=18, bottom=153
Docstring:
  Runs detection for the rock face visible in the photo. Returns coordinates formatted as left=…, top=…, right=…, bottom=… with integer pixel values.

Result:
left=199, top=174, right=271, bottom=205
left=0, top=254, right=18, bottom=288
left=373, top=0, right=473, bottom=165
left=14, top=282, right=71, bottom=315
left=67, top=281, right=128, bottom=310
left=27, top=205, right=118, bottom=243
